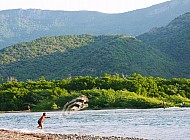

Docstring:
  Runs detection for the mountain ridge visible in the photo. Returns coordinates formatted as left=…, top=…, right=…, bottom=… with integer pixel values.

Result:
left=0, top=0, right=189, bottom=49
left=0, top=34, right=175, bottom=81
left=137, top=12, right=190, bottom=78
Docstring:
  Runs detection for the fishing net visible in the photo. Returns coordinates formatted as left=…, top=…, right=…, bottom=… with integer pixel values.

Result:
left=62, top=95, right=88, bottom=117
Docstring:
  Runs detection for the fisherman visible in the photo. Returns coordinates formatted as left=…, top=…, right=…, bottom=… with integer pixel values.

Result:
left=37, top=113, right=50, bottom=129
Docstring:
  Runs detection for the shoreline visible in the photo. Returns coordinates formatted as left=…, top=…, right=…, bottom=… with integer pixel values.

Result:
left=0, top=129, right=147, bottom=140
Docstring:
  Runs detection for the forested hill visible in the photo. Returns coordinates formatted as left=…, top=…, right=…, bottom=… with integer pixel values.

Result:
left=0, top=0, right=190, bottom=49
left=1, top=12, right=190, bottom=81
left=137, top=12, right=190, bottom=78
left=0, top=35, right=174, bottom=81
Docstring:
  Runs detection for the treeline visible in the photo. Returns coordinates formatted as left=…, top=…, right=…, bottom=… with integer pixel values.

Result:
left=0, top=73, right=190, bottom=111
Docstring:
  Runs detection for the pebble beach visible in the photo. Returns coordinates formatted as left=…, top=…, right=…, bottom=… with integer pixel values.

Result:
left=0, top=129, right=147, bottom=140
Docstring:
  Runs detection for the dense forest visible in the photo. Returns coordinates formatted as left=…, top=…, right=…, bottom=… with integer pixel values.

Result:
left=0, top=0, right=189, bottom=49
left=0, top=34, right=174, bottom=81
left=0, top=74, right=190, bottom=111
left=0, top=4, right=189, bottom=112
left=137, top=12, right=190, bottom=77
left=0, top=12, right=190, bottom=81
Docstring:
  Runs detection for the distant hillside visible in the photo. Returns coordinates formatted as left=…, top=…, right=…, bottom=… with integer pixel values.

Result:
left=0, top=0, right=189, bottom=49
left=0, top=34, right=174, bottom=81
left=138, top=12, right=190, bottom=78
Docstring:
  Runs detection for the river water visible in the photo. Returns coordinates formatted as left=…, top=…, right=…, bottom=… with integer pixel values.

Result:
left=0, top=108, right=190, bottom=140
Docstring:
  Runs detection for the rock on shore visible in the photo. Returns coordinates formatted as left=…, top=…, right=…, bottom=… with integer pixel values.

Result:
left=0, top=129, right=147, bottom=140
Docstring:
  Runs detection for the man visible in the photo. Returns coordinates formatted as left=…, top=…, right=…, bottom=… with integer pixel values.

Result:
left=37, top=113, right=50, bottom=129
left=27, top=105, right=30, bottom=112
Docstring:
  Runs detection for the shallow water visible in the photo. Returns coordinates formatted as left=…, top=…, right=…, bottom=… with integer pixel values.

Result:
left=0, top=108, right=190, bottom=140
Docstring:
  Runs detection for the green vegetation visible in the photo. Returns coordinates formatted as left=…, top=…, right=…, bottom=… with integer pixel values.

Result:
left=0, top=34, right=175, bottom=81
left=1, top=12, right=190, bottom=81
left=138, top=12, right=190, bottom=78
left=0, top=12, right=189, bottom=112
left=1, top=1, right=190, bottom=49
left=0, top=74, right=190, bottom=111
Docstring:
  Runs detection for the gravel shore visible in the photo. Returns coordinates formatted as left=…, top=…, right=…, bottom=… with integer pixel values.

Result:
left=0, top=129, right=147, bottom=140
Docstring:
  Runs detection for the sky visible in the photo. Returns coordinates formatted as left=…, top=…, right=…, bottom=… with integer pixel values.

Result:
left=0, top=0, right=170, bottom=14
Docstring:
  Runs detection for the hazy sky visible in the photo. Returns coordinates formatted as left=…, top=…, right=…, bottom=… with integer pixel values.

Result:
left=0, top=0, right=170, bottom=13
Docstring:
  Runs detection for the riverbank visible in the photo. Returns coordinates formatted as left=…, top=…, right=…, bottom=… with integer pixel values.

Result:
left=0, top=129, right=147, bottom=140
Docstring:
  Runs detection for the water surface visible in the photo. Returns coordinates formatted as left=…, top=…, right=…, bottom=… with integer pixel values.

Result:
left=0, top=108, right=190, bottom=140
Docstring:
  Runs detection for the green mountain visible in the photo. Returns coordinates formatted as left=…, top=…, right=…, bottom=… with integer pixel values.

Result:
left=137, top=12, right=190, bottom=78
left=1, top=12, right=190, bottom=81
left=0, top=34, right=174, bottom=81
left=0, top=0, right=189, bottom=49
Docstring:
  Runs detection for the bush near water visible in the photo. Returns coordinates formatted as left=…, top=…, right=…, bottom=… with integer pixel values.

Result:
left=0, top=73, right=190, bottom=111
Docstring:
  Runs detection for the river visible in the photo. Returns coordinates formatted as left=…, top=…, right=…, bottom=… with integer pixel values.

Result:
left=0, top=108, right=190, bottom=140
